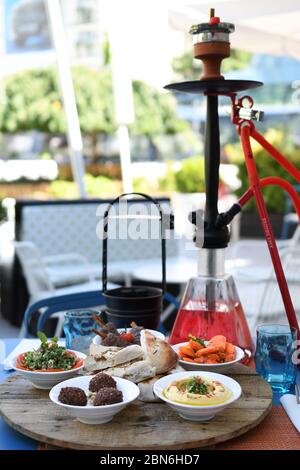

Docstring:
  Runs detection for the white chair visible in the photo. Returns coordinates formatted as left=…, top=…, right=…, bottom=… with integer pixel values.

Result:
left=227, top=226, right=300, bottom=282
left=14, top=241, right=111, bottom=337
left=235, top=246, right=300, bottom=333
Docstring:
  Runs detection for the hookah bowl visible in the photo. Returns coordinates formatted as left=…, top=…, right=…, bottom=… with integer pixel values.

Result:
left=167, top=9, right=264, bottom=362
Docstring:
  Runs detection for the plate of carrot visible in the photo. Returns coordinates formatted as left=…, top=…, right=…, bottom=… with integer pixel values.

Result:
left=172, top=334, right=244, bottom=372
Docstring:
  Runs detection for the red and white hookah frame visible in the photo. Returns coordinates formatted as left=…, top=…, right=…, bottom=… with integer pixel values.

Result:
left=205, top=90, right=300, bottom=338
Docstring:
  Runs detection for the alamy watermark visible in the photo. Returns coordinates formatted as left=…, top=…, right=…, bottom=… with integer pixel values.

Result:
left=291, top=80, right=300, bottom=105
left=95, top=200, right=204, bottom=251
left=292, top=340, right=300, bottom=365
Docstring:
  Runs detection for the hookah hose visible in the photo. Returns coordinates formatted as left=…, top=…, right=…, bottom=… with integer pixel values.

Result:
left=239, top=176, right=300, bottom=222
left=239, top=124, right=300, bottom=337
left=251, top=129, right=300, bottom=183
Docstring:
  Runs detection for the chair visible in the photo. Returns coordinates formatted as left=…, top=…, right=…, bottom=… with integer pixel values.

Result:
left=236, top=246, right=300, bottom=333
left=228, top=225, right=300, bottom=274
left=22, top=290, right=105, bottom=337
left=14, top=241, right=97, bottom=291
left=4, top=197, right=175, bottom=325
left=15, top=241, right=113, bottom=337
left=21, top=290, right=180, bottom=338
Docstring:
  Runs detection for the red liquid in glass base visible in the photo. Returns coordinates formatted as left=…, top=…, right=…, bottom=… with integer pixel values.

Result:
left=169, top=302, right=253, bottom=364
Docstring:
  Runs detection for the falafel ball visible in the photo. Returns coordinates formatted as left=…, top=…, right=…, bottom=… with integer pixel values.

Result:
left=58, top=386, right=87, bottom=406
left=89, top=372, right=117, bottom=392
left=93, top=387, right=123, bottom=406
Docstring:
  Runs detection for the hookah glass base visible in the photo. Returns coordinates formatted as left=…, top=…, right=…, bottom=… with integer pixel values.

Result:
left=169, top=301, right=253, bottom=364
left=169, top=250, right=254, bottom=364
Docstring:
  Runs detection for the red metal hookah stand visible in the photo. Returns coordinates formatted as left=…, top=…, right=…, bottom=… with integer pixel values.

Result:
left=236, top=110, right=300, bottom=337
left=166, top=9, right=300, bottom=343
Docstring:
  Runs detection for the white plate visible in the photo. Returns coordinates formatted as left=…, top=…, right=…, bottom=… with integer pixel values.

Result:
left=153, top=371, right=242, bottom=422
left=92, top=328, right=165, bottom=345
left=172, top=342, right=244, bottom=373
left=50, top=375, right=140, bottom=424
left=11, top=350, right=86, bottom=390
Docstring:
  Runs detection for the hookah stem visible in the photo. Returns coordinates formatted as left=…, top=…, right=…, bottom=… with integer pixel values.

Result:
left=205, top=94, right=220, bottom=225
left=204, top=94, right=220, bottom=311
left=240, top=125, right=300, bottom=337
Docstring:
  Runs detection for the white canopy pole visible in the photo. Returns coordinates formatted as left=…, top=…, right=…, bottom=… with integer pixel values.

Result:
left=45, top=0, right=86, bottom=198
left=106, top=0, right=135, bottom=193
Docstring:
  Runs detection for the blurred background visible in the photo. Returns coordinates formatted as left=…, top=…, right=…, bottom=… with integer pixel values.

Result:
left=1, top=0, right=300, bottom=336
left=0, top=0, right=299, bottom=206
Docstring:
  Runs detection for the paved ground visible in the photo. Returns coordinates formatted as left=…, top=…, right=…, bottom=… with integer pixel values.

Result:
left=0, top=316, right=19, bottom=338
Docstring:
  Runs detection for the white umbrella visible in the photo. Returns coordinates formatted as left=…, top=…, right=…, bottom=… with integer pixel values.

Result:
left=168, top=0, right=300, bottom=60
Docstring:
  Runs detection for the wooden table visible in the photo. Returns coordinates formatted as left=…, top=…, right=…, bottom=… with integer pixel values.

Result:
left=0, top=364, right=273, bottom=450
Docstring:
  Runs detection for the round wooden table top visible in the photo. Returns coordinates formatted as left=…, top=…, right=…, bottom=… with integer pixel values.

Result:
left=0, top=364, right=272, bottom=450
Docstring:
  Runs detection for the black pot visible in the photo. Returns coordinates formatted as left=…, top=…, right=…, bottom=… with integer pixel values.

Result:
left=103, top=286, right=162, bottom=329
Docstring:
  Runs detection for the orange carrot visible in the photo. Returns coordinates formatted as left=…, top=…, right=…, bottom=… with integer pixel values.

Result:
left=195, top=346, right=219, bottom=357
left=209, top=335, right=227, bottom=352
left=225, top=342, right=235, bottom=354
left=226, top=355, right=235, bottom=361
left=194, top=357, right=205, bottom=364
left=179, top=345, right=195, bottom=358
left=205, top=353, right=220, bottom=362
left=182, top=357, right=195, bottom=363
left=189, top=340, right=204, bottom=351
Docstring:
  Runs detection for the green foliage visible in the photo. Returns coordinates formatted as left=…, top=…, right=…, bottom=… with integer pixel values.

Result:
left=158, top=163, right=177, bottom=192
left=39, top=151, right=52, bottom=160
left=172, top=52, right=201, bottom=80
left=159, top=157, right=205, bottom=193
left=0, top=67, right=185, bottom=137
left=102, top=35, right=111, bottom=66
left=130, top=81, right=187, bottom=136
left=49, top=180, right=79, bottom=199
left=175, top=156, right=205, bottom=193
left=172, top=49, right=252, bottom=81
left=226, top=129, right=300, bottom=213
left=83, top=174, right=117, bottom=195
left=133, top=177, right=156, bottom=194
left=221, top=49, right=253, bottom=73
left=49, top=174, right=119, bottom=198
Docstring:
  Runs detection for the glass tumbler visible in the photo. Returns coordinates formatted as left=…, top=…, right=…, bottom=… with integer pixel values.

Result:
left=255, top=324, right=297, bottom=394
left=63, top=309, right=101, bottom=354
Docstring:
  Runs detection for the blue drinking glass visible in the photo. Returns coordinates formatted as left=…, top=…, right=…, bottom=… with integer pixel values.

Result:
left=63, top=309, right=101, bottom=354
left=255, top=324, right=297, bottom=394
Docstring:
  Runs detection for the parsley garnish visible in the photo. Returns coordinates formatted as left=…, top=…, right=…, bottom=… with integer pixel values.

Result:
left=188, top=334, right=206, bottom=347
left=186, top=377, right=209, bottom=395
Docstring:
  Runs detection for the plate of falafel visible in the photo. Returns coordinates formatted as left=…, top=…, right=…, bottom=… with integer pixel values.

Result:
left=49, top=372, right=140, bottom=424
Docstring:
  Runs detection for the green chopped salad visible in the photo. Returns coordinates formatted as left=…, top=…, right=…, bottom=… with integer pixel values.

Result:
left=21, top=332, right=77, bottom=371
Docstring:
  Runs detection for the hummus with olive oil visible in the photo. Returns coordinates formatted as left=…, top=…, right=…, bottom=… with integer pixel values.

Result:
left=163, top=376, right=232, bottom=406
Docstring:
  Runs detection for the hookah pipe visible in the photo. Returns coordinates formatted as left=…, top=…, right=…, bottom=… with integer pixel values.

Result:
left=165, top=9, right=300, bottom=338
left=221, top=93, right=300, bottom=337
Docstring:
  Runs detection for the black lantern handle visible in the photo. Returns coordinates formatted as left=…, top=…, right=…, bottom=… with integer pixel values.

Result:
left=102, top=192, right=168, bottom=294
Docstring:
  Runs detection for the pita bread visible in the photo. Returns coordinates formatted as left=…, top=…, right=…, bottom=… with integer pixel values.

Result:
left=140, top=330, right=178, bottom=374
left=84, top=344, right=144, bottom=373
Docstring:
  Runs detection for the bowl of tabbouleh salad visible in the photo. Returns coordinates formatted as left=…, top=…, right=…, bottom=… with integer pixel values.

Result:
left=11, top=332, right=86, bottom=389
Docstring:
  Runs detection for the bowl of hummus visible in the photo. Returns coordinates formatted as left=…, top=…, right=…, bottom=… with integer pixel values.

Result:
left=153, top=371, right=242, bottom=422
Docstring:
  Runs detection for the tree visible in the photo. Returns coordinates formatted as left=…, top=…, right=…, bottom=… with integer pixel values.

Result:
left=172, top=49, right=252, bottom=81
left=0, top=66, right=186, bottom=160
left=0, top=67, right=115, bottom=135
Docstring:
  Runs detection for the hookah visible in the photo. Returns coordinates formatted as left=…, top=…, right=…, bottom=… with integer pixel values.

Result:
left=168, top=9, right=300, bottom=362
